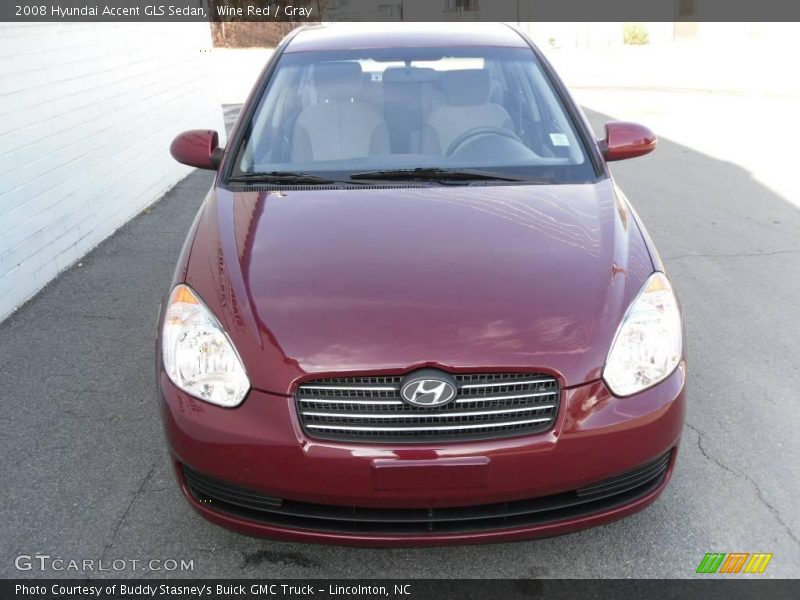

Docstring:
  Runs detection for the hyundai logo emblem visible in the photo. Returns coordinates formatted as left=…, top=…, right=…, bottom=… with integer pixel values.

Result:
left=400, top=370, right=457, bottom=407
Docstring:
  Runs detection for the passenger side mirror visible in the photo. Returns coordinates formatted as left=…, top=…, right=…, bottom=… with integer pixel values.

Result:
left=170, top=130, right=223, bottom=170
left=599, top=122, right=657, bottom=162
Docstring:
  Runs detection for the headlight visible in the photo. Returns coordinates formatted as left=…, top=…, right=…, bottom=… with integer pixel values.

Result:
left=603, top=272, right=682, bottom=397
left=161, top=284, right=250, bottom=407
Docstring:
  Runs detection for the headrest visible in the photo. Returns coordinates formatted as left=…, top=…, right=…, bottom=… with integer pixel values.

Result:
left=313, top=62, right=363, bottom=101
left=442, top=69, right=492, bottom=106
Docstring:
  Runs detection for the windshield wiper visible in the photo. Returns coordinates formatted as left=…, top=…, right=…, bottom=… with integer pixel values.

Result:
left=230, top=168, right=555, bottom=186
left=350, top=168, right=542, bottom=183
left=228, top=171, right=353, bottom=185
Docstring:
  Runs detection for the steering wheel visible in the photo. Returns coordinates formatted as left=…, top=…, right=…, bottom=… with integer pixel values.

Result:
left=445, top=126, right=524, bottom=156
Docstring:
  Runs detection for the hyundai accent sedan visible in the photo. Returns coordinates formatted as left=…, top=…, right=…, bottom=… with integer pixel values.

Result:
left=159, top=23, right=685, bottom=545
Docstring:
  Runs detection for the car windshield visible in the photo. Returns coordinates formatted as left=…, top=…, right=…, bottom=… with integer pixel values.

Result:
left=232, top=46, right=596, bottom=184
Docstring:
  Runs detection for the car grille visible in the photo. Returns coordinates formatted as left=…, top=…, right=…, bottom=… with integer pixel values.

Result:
left=182, top=452, right=671, bottom=535
left=294, top=373, right=560, bottom=443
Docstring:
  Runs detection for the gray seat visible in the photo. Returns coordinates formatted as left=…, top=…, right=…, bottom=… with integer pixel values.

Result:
left=291, top=62, right=390, bottom=162
left=420, top=69, right=514, bottom=155
left=381, top=67, right=440, bottom=153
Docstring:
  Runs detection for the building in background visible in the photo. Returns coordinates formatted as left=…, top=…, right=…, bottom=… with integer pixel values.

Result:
left=323, top=0, right=792, bottom=48
left=0, top=23, right=225, bottom=322
left=519, top=21, right=794, bottom=48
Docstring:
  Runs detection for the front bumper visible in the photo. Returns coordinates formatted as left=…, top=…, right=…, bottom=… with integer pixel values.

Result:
left=159, top=364, right=686, bottom=545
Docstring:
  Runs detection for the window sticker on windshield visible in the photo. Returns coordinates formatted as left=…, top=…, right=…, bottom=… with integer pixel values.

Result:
left=550, top=133, right=570, bottom=146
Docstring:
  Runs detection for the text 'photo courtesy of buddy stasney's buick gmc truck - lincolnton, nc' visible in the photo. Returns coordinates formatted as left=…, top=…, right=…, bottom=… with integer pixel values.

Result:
left=159, top=23, right=685, bottom=546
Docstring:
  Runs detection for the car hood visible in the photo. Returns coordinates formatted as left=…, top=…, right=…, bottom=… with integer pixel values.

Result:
left=185, top=179, right=654, bottom=395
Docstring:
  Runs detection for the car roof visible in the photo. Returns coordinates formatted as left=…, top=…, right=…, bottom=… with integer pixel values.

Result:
left=284, top=23, right=528, bottom=53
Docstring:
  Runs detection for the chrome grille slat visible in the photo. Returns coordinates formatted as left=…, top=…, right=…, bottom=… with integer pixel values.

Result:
left=460, top=379, right=551, bottom=389
left=455, top=391, right=553, bottom=402
left=296, top=372, right=560, bottom=443
left=300, top=398, right=404, bottom=405
left=299, top=385, right=399, bottom=392
left=302, top=405, right=555, bottom=419
left=306, top=418, right=552, bottom=432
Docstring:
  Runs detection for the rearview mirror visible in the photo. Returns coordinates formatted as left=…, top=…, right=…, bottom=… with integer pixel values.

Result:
left=599, top=122, right=657, bottom=162
left=170, top=130, right=222, bottom=170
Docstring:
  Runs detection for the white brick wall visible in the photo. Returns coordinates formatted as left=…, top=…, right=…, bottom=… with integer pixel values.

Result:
left=0, top=23, right=226, bottom=321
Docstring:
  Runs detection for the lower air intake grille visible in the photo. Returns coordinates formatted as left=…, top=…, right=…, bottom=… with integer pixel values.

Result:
left=182, top=452, right=671, bottom=535
left=294, top=372, right=560, bottom=443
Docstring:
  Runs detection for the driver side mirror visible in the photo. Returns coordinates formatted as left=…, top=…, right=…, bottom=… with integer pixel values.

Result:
left=170, top=130, right=223, bottom=170
left=599, top=122, right=657, bottom=162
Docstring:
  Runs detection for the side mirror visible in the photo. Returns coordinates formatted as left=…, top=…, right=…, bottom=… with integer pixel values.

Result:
left=599, top=122, right=657, bottom=162
left=170, top=130, right=223, bottom=170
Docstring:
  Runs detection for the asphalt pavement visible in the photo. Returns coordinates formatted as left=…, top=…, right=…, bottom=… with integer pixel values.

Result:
left=1, top=106, right=798, bottom=579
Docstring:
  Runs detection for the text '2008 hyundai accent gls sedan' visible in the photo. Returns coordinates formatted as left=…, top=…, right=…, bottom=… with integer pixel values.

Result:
left=159, top=23, right=685, bottom=545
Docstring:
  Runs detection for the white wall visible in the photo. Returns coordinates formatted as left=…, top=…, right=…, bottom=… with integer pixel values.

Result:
left=0, top=23, right=226, bottom=321
left=211, top=47, right=273, bottom=105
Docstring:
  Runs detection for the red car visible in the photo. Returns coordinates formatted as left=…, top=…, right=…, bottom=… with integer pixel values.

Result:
left=159, top=23, right=685, bottom=545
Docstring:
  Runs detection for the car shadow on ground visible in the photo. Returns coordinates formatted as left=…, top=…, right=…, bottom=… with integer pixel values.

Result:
left=0, top=109, right=798, bottom=579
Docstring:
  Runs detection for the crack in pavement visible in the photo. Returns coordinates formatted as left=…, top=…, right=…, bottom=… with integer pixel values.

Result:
left=101, top=460, right=158, bottom=561
left=683, top=422, right=799, bottom=547
left=239, top=549, right=321, bottom=570
left=666, top=249, right=799, bottom=261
